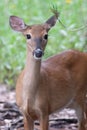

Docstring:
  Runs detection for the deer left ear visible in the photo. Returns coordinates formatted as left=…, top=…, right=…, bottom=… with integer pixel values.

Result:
left=9, top=16, right=27, bottom=32
left=44, top=11, right=59, bottom=31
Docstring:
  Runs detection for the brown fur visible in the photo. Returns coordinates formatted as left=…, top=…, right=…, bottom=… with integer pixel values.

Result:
left=9, top=12, right=87, bottom=130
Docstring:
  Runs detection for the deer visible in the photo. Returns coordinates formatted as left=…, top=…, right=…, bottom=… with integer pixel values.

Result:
left=9, top=9, right=87, bottom=130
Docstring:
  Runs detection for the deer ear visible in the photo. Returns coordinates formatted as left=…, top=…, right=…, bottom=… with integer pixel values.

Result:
left=9, top=16, right=27, bottom=32
left=45, top=11, right=59, bottom=31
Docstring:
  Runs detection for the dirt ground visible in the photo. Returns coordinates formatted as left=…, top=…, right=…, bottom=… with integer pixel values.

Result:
left=0, top=84, right=78, bottom=130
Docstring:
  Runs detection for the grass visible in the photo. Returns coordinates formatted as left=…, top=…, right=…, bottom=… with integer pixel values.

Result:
left=0, top=0, right=87, bottom=87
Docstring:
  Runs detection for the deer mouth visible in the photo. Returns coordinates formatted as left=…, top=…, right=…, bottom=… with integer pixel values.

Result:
left=33, top=48, right=44, bottom=60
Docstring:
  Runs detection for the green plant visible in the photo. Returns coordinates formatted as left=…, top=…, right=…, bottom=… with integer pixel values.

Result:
left=0, top=0, right=87, bottom=87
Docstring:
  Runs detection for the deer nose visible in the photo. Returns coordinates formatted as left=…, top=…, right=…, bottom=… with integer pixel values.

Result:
left=33, top=48, right=43, bottom=59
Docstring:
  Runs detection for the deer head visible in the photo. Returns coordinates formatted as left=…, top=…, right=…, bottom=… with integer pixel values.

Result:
left=9, top=10, right=59, bottom=60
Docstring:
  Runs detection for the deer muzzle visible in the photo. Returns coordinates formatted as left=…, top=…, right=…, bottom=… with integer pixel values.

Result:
left=33, top=48, right=43, bottom=60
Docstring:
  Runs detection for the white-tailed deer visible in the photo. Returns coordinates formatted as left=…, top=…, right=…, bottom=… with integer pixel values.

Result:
left=9, top=10, right=87, bottom=130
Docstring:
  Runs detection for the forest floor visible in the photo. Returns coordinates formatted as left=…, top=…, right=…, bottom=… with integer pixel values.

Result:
left=0, top=84, right=78, bottom=130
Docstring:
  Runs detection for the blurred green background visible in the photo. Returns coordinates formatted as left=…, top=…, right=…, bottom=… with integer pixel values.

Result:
left=0, top=0, right=87, bottom=87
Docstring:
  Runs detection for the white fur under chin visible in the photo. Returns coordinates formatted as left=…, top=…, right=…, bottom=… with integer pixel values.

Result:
left=33, top=54, right=42, bottom=60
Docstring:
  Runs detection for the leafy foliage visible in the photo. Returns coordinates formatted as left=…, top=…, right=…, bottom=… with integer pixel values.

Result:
left=0, top=0, right=87, bottom=87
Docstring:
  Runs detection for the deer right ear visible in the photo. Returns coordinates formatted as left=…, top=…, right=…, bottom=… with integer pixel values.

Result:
left=9, top=16, right=27, bottom=32
left=44, top=11, right=59, bottom=31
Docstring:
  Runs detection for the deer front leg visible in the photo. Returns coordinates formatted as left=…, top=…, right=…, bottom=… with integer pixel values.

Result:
left=24, top=116, right=34, bottom=130
left=39, top=114, right=49, bottom=130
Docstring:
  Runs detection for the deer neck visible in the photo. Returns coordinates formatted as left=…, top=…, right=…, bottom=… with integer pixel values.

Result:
left=23, top=45, right=41, bottom=102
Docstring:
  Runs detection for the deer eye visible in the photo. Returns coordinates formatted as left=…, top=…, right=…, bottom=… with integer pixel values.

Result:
left=26, top=34, right=31, bottom=39
left=43, top=34, right=48, bottom=40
